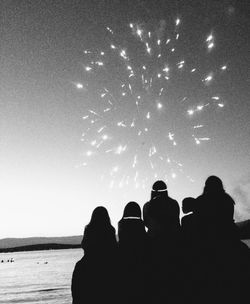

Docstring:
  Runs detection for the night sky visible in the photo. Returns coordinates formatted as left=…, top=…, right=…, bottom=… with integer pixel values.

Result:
left=1, top=0, right=250, bottom=238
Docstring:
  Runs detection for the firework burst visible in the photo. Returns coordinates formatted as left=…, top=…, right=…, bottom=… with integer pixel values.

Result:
left=77, top=18, right=228, bottom=188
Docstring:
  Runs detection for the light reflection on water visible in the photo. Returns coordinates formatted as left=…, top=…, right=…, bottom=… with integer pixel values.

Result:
left=0, top=249, right=83, bottom=304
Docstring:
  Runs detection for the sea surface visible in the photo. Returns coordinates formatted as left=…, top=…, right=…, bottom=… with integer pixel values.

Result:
left=0, top=248, right=83, bottom=304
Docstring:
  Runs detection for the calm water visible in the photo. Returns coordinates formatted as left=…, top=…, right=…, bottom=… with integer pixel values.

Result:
left=0, top=249, right=83, bottom=304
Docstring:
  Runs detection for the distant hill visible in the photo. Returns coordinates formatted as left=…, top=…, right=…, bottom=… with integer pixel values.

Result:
left=0, top=243, right=81, bottom=253
left=0, top=236, right=82, bottom=249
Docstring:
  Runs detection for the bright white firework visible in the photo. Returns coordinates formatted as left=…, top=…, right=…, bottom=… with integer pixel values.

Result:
left=78, top=19, right=228, bottom=188
left=76, top=83, right=84, bottom=89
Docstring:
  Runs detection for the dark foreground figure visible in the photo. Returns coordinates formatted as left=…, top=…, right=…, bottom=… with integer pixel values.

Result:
left=71, top=206, right=120, bottom=304
left=181, top=176, right=250, bottom=304
left=118, top=201, right=149, bottom=304
left=143, top=180, right=184, bottom=303
left=72, top=176, right=250, bottom=304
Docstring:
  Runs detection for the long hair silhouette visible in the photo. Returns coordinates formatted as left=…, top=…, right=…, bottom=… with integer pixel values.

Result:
left=81, top=206, right=117, bottom=254
left=88, top=206, right=111, bottom=225
left=203, top=175, right=225, bottom=194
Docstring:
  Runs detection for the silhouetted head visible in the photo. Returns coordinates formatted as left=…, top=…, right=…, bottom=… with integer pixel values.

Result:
left=122, top=201, right=141, bottom=218
left=82, top=206, right=116, bottom=252
left=151, top=180, right=168, bottom=199
left=182, top=197, right=196, bottom=214
left=203, top=176, right=225, bottom=194
left=89, top=206, right=111, bottom=226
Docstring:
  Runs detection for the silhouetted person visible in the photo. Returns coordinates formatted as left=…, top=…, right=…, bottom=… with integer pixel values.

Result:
left=118, top=201, right=149, bottom=304
left=71, top=206, right=119, bottom=304
left=118, top=201, right=147, bottom=256
left=194, top=176, right=249, bottom=304
left=143, top=181, right=183, bottom=303
left=143, top=180, right=180, bottom=238
left=196, top=176, right=236, bottom=243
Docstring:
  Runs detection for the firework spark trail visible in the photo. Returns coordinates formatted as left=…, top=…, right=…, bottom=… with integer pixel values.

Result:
left=76, top=18, right=228, bottom=188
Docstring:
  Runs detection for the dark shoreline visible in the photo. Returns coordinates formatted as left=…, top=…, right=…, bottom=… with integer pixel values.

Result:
left=0, top=243, right=81, bottom=253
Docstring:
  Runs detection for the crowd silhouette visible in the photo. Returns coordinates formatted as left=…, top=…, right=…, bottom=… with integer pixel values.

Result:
left=72, top=176, right=250, bottom=304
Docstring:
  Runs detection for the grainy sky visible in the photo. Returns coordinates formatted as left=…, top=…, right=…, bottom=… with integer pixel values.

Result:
left=0, top=0, right=249, bottom=238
